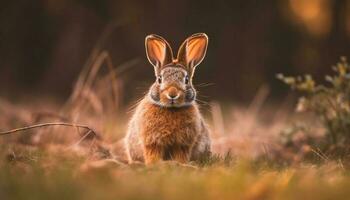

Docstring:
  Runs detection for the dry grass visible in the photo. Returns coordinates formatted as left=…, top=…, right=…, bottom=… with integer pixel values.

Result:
left=0, top=48, right=348, bottom=199
left=1, top=144, right=350, bottom=200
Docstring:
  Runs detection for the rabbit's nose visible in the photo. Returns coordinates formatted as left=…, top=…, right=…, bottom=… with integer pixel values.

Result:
left=166, top=87, right=180, bottom=100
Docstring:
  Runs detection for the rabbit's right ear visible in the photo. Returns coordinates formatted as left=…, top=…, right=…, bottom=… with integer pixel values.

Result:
left=177, top=33, right=208, bottom=73
left=145, top=34, right=174, bottom=72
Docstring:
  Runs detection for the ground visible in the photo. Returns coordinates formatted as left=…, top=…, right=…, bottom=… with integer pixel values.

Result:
left=0, top=97, right=349, bottom=200
left=1, top=144, right=350, bottom=200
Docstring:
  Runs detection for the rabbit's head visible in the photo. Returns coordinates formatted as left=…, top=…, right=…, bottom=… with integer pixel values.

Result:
left=145, top=33, right=208, bottom=108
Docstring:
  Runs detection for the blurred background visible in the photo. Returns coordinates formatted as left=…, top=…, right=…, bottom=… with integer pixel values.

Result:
left=1, top=0, right=350, bottom=104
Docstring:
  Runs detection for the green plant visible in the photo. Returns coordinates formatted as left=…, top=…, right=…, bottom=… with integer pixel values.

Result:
left=277, top=57, right=350, bottom=151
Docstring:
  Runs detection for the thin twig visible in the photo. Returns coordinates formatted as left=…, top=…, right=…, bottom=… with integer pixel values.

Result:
left=70, top=130, right=93, bottom=147
left=0, top=122, right=98, bottom=138
left=310, top=148, right=328, bottom=162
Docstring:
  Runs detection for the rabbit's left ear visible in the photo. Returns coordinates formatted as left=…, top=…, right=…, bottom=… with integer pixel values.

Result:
left=177, top=33, right=208, bottom=72
left=145, top=34, right=174, bottom=73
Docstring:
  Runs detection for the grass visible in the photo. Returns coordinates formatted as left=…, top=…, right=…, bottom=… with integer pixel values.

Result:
left=1, top=50, right=350, bottom=199
left=1, top=145, right=350, bottom=200
left=1, top=104, right=349, bottom=200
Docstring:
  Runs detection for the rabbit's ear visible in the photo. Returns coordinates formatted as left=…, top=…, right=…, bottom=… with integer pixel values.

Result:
left=145, top=34, right=174, bottom=71
left=177, top=33, right=208, bottom=71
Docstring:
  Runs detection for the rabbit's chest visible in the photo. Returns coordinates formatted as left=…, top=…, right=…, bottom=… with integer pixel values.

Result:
left=140, top=105, right=200, bottom=146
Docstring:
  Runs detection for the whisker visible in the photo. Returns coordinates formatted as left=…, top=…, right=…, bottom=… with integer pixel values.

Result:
left=127, top=96, right=145, bottom=113
left=196, top=98, right=209, bottom=104
left=195, top=83, right=215, bottom=88
left=196, top=101, right=212, bottom=113
left=196, top=99, right=212, bottom=108
left=197, top=93, right=210, bottom=98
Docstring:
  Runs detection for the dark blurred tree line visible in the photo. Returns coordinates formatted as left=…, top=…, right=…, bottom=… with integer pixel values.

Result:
left=1, top=0, right=350, bottom=102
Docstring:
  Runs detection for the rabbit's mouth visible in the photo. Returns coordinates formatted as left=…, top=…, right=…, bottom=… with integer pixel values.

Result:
left=149, top=93, right=192, bottom=108
left=152, top=91, right=186, bottom=107
left=161, top=96, right=184, bottom=107
left=168, top=99, right=178, bottom=107
left=160, top=87, right=187, bottom=107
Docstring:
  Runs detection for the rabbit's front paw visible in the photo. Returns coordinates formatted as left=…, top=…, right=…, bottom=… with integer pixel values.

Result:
left=171, top=145, right=191, bottom=163
left=144, top=145, right=163, bottom=165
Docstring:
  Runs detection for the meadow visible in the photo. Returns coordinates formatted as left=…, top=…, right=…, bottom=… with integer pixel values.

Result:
left=1, top=54, right=350, bottom=200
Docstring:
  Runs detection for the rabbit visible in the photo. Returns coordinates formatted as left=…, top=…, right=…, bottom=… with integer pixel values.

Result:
left=124, top=33, right=211, bottom=165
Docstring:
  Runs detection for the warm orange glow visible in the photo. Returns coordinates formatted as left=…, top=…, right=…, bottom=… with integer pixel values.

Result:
left=289, top=0, right=332, bottom=38
left=186, top=37, right=207, bottom=65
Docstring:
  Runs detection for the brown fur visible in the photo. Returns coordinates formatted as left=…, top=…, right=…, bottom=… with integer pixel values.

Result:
left=125, top=98, right=210, bottom=164
left=124, top=33, right=211, bottom=164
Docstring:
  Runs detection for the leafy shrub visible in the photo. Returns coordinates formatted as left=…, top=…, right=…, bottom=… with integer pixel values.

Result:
left=277, top=57, right=350, bottom=152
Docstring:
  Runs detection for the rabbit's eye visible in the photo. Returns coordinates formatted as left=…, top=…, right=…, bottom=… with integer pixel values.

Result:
left=185, top=75, right=189, bottom=84
left=157, top=76, right=162, bottom=84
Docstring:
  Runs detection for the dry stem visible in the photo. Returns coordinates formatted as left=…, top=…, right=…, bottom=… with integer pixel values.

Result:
left=0, top=122, right=98, bottom=139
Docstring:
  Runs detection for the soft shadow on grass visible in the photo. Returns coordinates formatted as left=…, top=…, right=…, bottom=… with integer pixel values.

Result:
left=1, top=145, right=350, bottom=200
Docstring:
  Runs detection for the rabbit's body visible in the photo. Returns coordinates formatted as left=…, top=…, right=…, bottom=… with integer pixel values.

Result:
left=126, top=97, right=210, bottom=163
left=124, top=33, right=211, bottom=164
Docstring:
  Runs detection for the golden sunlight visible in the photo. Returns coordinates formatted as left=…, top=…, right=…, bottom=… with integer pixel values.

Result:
left=289, top=0, right=332, bottom=38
